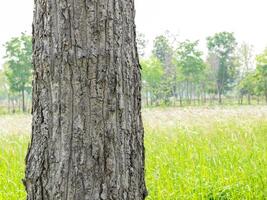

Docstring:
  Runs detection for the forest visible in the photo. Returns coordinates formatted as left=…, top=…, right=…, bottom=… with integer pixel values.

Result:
left=139, top=32, right=267, bottom=107
left=0, top=31, right=267, bottom=114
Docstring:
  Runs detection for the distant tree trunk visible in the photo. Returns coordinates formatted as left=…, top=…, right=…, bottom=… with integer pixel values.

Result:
left=190, top=82, right=193, bottom=105
left=7, top=93, right=10, bottom=113
left=178, top=83, right=183, bottom=107
left=240, top=95, right=243, bottom=105
left=202, top=83, right=207, bottom=104
left=24, top=0, right=147, bottom=199
left=209, top=94, right=212, bottom=105
left=218, top=91, right=222, bottom=104
left=247, top=94, right=251, bottom=105
left=12, top=99, right=15, bottom=113
left=22, top=88, right=26, bottom=112
left=186, top=80, right=189, bottom=105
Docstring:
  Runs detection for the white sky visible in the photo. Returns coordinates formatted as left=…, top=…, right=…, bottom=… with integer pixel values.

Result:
left=0, top=0, right=267, bottom=67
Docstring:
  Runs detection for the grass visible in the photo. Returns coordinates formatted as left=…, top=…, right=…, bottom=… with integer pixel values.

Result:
left=0, top=106, right=266, bottom=199
left=0, top=134, right=29, bottom=200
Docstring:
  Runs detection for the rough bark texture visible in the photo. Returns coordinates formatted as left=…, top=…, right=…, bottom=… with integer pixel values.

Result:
left=25, top=0, right=147, bottom=199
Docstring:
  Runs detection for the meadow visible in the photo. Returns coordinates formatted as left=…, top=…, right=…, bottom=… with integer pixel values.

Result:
left=0, top=106, right=266, bottom=199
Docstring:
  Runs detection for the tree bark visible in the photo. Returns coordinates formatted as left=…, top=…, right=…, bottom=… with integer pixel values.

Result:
left=25, top=0, right=147, bottom=199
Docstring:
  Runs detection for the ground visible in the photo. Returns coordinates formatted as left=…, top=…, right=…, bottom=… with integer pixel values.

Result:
left=0, top=106, right=266, bottom=199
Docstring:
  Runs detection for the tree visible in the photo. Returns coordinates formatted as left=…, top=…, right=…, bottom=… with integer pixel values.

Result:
left=0, top=69, right=8, bottom=100
left=152, top=33, right=176, bottom=103
left=237, top=72, right=257, bottom=104
left=152, top=34, right=173, bottom=73
left=238, top=42, right=254, bottom=77
left=236, top=43, right=255, bottom=104
left=137, top=33, right=147, bottom=58
left=207, top=32, right=238, bottom=103
left=25, top=1, right=147, bottom=199
left=206, top=54, right=220, bottom=104
left=4, top=33, right=32, bottom=112
left=174, top=40, right=205, bottom=105
left=141, top=56, right=164, bottom=105
left=0, top=67, right=13, bottom=113
left=256, top=49, right=267, bottom=103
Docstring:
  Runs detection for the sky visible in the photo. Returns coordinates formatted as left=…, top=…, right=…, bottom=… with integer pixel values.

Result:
left=0, top=0, right=267, bottom=67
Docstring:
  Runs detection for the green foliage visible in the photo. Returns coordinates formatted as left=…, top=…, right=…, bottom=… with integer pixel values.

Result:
left=141, top=56, right=170, bottom=104
left=4, top=34, right=32, bottom=95
left=140, top=31, right=267, bottom=106
left=152, top=35, right=173, bottom=65
left=207, top=32, right=238, bottom=100
left=238, top=42, right=254, bottom=76
left=141, top=56, right=164, bottom=88
left=238, top=72, right=258, bottom=96
left=175, top=40, right=205, bottom=82
left=0, top=70, right=9, bottom=100
left=3, top=33, right=33, bottom=112
left=254, top=49, right=267, bottom=101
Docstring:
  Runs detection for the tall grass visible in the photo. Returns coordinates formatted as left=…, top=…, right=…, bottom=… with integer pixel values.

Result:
left=0, top=106, right=266, bottom=199
left=0, top=134, right=29, bottom=199
left=144, top=107, right=267, bottom=199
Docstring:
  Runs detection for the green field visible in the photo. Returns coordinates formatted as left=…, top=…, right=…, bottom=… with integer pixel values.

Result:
left=0, top=106, right=266, bottom=199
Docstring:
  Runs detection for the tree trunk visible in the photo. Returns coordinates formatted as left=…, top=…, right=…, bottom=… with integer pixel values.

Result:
left=257, top=96, right=260, bottom=104
left=218, top=91, right=222, bottom=104
left=8, top=93, right=10, bottom=113
left=22, top=88, right=26, bottom=112
left=12, top=99, right=15, bottom=113
left=25, top=0, right=147, bottom=199
left=247, top=94, right=251, bottom=105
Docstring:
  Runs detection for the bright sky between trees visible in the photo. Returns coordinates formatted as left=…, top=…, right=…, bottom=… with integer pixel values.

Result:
left=0, top=0, right=267, bottom=67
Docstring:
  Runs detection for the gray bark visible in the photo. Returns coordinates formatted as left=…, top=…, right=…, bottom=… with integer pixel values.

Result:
left=24, top=0, right=147, bottom=199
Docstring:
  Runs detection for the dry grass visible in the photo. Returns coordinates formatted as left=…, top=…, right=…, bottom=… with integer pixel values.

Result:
left=0, top=114, right=31, bottom=135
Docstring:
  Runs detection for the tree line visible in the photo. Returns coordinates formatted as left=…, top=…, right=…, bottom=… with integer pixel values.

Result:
left=0, top=32, right=267, bottom=113
left=138, top=31, right=267, bottom=106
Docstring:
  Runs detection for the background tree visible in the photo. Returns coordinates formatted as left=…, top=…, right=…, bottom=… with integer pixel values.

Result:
left=0, top=69, right=8, bottom=101
left=174, top=40, right=205, bottom=105
left=237, top=72, right=257, bottom=104
left=141, top=56, right=164, bottom=105
left=137, top=33, right=147, bottom=58
left=236, top=43, right=255, bottom=103
left=152, top=34, right=174, bottom=74
left=152, top=34, right=176, bottom=103
left=206, top=54, right=220, bottom=104
left=4, top=33, right=32, bottom=112
left=238, top=42, right=254, bottom=76
left=207, top=32, right=238, bottom=103
left=256, top=49, right=267, bottom=103
left=25, top=0, right=147, bottom=199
